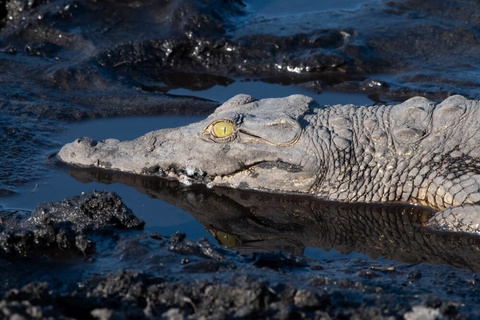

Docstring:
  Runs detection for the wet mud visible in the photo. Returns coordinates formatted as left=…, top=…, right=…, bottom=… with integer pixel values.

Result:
left=2, top=0, right=480, bottom=318
left=3, top=0, right=479, bottom=99
left=0, top=187, right=478, bottom=319
left=0, top=190, right=143, bottom=257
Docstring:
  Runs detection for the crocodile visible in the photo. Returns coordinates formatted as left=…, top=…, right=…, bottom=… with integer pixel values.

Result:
left=59, top=94, right=480, bottom=233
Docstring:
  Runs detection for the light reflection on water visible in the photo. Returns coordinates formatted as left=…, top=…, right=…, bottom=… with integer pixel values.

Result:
left=168, top=80, right=374, bottom=106
left=243, top=0, right=382, bottom=17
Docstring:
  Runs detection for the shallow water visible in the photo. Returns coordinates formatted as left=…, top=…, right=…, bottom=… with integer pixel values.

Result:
left=169, top=79, right=373, bottom=105
left=244, top=0, right=382, bottom=17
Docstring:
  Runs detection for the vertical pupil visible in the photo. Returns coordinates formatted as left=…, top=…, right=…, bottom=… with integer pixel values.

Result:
left=213, top=121, right=232, bottom=137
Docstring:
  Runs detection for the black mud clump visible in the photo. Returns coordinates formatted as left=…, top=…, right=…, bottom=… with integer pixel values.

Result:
left=0, top=190, right=144, bottom=256
left=247, top=251, right=308, bottom=270
left=168, top=237, right=225, bottom=261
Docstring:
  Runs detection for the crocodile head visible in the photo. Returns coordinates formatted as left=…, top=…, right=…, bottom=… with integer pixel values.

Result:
left=58, top=94, right=321, bottom=193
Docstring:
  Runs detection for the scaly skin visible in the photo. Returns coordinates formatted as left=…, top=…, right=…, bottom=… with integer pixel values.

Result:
left=58, top=94, right=480, bottom=233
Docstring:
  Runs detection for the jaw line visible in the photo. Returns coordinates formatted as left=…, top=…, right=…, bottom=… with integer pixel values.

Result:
left=160, top=161, right=270, bottom=188
left=157, top=160, right=304, bottom=190
left=212, top=160, right=305, bottom=190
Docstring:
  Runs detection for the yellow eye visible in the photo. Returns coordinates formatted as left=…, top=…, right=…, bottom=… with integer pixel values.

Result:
left=213, top=121, right=233, bottom=138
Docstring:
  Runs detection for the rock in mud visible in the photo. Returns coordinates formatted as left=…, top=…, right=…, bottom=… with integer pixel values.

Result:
left=168, top=231, right=186, bottom=244
left=0, top=190, right=144, bottom=256
left=168, top=237, right=226, bottom=261
left=248, top=251, right=308, bottom=270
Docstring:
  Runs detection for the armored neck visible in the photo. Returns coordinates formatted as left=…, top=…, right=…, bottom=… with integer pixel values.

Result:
left=304, top=103, right=416, bottom=203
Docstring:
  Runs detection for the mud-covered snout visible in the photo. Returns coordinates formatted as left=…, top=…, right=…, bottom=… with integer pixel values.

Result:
left=59, top=127, right=188, bottom=174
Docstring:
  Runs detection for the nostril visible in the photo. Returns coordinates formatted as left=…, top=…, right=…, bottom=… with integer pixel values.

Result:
left=76, top=137, right=98, bottom=147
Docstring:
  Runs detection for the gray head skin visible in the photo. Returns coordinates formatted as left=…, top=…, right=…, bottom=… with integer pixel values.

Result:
left=59, top=94, right=480, bottom=233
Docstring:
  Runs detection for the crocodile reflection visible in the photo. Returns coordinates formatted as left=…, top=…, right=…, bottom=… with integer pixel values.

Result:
left=69, top=168, right=480, bottom=270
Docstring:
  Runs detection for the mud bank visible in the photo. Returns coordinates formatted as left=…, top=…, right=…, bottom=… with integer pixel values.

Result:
left=0, top=190, right=478, bottom=319
left=3, top=0, right=480, bottom=101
